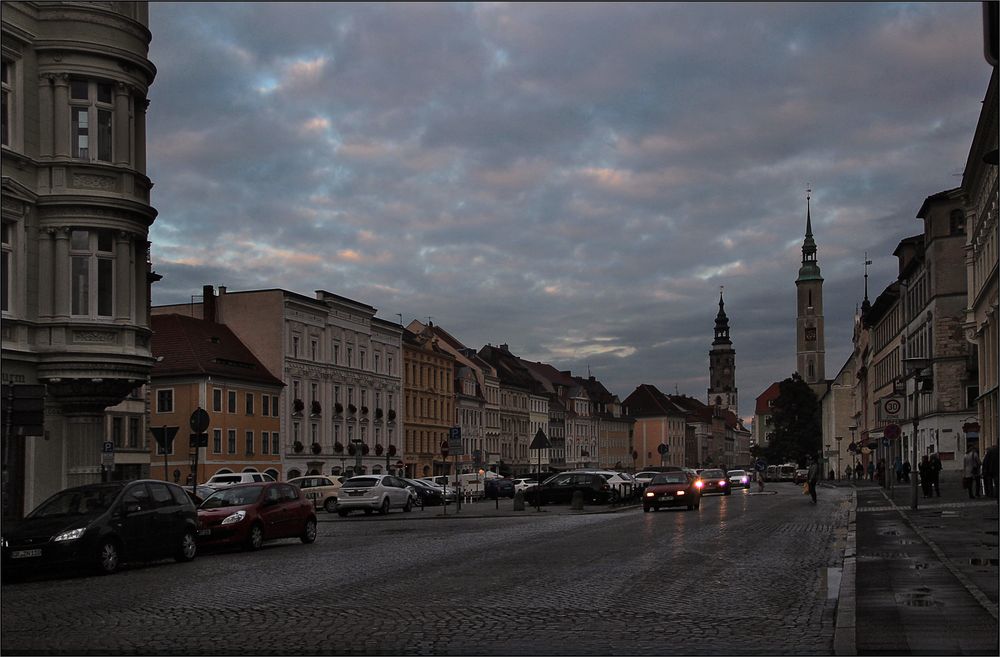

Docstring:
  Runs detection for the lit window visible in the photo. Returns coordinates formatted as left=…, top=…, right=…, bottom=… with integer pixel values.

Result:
left=69, top=228, right=115, bottom=317
left=70, top=79, right=115, bottom=162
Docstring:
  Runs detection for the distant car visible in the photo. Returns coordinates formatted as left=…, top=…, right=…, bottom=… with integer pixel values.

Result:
left=419, top=476, right=459, bottom=502
left=524, top=471, right=615, bottom=506
left=402, top=478, right=445, bottom=506
left=2, top=480, right=198, bottom=577
left=337, top=474, right=414, bottom=516
left=484, top=478, right=515, bottom=499
left=287, top=475, right=343, bottom=513
left=698, top=469, right=731, bottom=495
left=205, top=472, right=275, bottom=489
left=633, top=471, right=661, bottom=488
left=727, top=470, right=750, bottom=489
left=197, top=482, right=316, bottom=550
left=511, top=478, right=538, bottom=493
left=793, top=469, right=809, bottom=485
left=643, top=471, right=702, bottom=511
left=183, top=484, right=219, bottom=506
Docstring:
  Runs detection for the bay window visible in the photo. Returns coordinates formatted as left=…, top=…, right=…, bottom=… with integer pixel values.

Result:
left=70, top=79, right=114, bottom=162
left=70, top=228, right=115, bottom=317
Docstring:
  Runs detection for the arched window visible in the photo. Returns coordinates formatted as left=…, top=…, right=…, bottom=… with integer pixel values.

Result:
left=372, top=465, right=382, bottom=474
left=308, top=469, right=319, bottom=475
left=264, top=468, right=279, bottom=481
left=287, top=469, right=301, bottom=479
left=949, top=209, right=966, bottom=236
left=241, top=467, right=259, bottom=473
left=215, top=468, right=233, bottom=475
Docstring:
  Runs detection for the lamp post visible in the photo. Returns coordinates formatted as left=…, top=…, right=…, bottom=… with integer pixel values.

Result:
left=835, top=436, right=843, bottom=480
left=902, top=357, right=931, bottom=511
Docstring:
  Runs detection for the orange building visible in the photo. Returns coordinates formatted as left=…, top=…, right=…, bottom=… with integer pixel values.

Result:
left=149, top=314, right=285, bottom=484
left=402, top=325, right=456, bottom=477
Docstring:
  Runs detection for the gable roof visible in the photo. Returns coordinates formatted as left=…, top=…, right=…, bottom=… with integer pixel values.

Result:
left=623, top=384, right=686, bottom=418
left=755, top=382, right=782, bottom=415
left=151, top=314, right=284, bottom=387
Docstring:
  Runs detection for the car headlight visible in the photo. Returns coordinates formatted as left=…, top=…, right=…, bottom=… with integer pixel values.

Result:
left=53, top=527, right=87, bottom=542
left=694, top=481, right=703, bottom=488
left=645, top=491, right=654, bottom=497
left=676, top=490, right=685, bottom=496
left=221, top=510, right=246, bottom=525
left=719, top=481, right=727, bottom=486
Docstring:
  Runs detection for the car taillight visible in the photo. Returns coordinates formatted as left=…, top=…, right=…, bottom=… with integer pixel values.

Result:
left=645, top=491, right=654, bottom=497
left=695, top=480, right=703, bottom=488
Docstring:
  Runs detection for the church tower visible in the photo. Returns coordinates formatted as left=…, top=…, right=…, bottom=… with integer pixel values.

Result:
left=708, top=287, right=738, bottom=415
left=796, top=190, right=826, bottom=392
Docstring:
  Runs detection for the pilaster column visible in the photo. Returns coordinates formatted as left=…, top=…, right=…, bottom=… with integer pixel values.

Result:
left=114, top=82, right=130, bottom=167
left=37, top=228, right=55, bottom=318
left=53, top=227, right=71, bottom=319
left=115, top=231, right=132, bottom=321
left=134, top=239, right=148, bottom=326
left=135, top=98, right=149, bottom=174
left=37, top=75, right=54, bottom=157
left=52, top=74, right=70, bottom=158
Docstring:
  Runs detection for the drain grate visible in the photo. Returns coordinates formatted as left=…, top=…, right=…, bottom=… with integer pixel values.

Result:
left=895, top=590, right=941, bottom=607
left=911, top=562, right=938, bottom=570
left=969, top=558, right=999, bottom=567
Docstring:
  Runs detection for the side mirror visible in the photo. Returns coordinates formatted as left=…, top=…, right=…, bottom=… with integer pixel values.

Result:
left=122, top=501, right=142, bottom=515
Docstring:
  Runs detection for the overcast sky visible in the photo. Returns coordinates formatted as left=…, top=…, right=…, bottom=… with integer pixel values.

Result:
left=145, top=2, right=992, bottom=420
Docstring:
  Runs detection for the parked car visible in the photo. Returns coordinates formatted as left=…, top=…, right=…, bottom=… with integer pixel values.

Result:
left=523, top=471, right=616, bottom=506
left=793, top=469, right=809, bottom=485
left=287, top=475, right=343, bottom=513
left=205, top=472, right=275, bottom=489
left=633, top=471, right=661, bottom=488
left=727, top=470, right=750, bottom=489
left=643, top=471, right=702, bottom=511
left=402, top=478, right=445, bottom=506
left=778, top=465, right=797, bottom=482
left=197, top=482, right=316, bottom=550
left=698, top=469, right=731, bottom=495
left=579, top=470, right=634, bottom=501
left=183, top=484, right=219, bottom=506
left=337, top=474, right=414, bottom=516
left=2, top=480, right=198, bottom=577
left=511, top=478, right=538, bottom=493
left=484, top=478, right=515, bottom=499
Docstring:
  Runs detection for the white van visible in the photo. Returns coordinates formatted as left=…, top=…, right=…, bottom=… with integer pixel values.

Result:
left=422, top=471, right=499, bottom=499
left=205, top=472, right=275, bottom=489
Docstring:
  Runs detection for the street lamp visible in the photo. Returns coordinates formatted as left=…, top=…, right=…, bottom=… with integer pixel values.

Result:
left=835, top=436, right=843, bottom=480
left=901, top=357, right=931, bottom=511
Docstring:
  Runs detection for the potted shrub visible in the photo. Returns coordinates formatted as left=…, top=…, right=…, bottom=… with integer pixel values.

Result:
left=335, top=402, right=344, bottom=415
left=334, top=441, right=344, bottom=453
left=387, top=409, right=396, bottom=422
left=311, top=442, right=322, bottom=455
left=375, top=408, right=384, bottom=420
left=293, top=440, right=304, bottom=453
left=293, top=399, right=305, bottom=414
left=348, top=403, right=357, bottom=415
left=348, top=444, right=356, bottom=456
left=361, top=406, right=369, bottom=416
left=375, top=444, right=384, bottom=456
left=311, top=400, right=322, bottom=416
left=361, top=444, right=370, bottom=455
left=387, top=444, right=397, bottom=457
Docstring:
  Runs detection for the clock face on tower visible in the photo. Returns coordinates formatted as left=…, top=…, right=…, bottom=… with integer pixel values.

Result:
left=804, top=327, right=817, bottom=342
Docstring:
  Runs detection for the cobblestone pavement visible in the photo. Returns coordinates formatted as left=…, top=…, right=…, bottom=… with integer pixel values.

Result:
left=1, top=484, right=851, bottom=655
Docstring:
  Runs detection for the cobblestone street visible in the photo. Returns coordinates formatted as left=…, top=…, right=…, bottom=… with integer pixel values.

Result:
left=1, top=485, right=851, bottom=655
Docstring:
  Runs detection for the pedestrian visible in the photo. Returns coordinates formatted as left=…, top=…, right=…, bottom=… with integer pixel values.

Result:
left=963, top=445, right=982, bottom=499
left=855, top=461, right=864, bottom=481
left=929, top=452, right=943, bottom=497
left=902, top=460, right=911, bottom=484
left=918, top=455, right=933, bottom=498
left=876, top=459, right=886, bottom=488
left=867, top=460, right=875, bottom=481
left=894, top=456, right=903, bottom=483
left=982, top=444, right=998, bottom=499
left=844, top=464, right=853, bottom=481
left=806, top=455, right=820, bottom=504
left=754, top=457, right=767, bottom=493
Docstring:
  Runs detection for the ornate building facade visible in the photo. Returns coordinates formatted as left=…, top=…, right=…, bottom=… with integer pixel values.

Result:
left=2, top=2, right=158, bottom=517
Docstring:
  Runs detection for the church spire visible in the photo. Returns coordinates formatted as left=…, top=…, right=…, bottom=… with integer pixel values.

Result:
left=713, top=285, right=731, bottom=345
left=797, top=188, right=823, bottom=282
left=861, top=252, right=873, bottom=316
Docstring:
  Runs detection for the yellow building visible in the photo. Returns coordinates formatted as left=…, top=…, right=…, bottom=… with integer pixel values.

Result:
left=402, top=325, right=455, bottom=477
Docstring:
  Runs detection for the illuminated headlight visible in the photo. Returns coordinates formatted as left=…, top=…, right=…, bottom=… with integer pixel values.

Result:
left=741, top=477, right=749, bottom=484
left=719, top=481, right=727, bottom=486
left=221, top=510, right=246, bottom=525
left=676, top=490, right=685, bottom=496
left=645, top=491, right=655, bottom=497
left=1, top=537, right=6, bottom=548
left=53, top=527, right=86, bottom=542
left=695, top=481, right=703, bottom=488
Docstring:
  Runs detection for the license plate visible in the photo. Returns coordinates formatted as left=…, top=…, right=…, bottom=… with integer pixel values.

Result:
left=198, top=529, right=211, bottom=536
left=660, top=496, right=674, bottom=501
left=11, top=549, right=42, bottom=559
left=348, top=491, right=363, bottom=496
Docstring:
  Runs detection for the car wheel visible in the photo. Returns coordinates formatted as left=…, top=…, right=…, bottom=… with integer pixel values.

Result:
left=300, top=518, right=317, bottom=544
left=403, top=497, right=412, bottom=513
left=379, top=498, right=390, bottom=515
left=337, top=509, right=349, bottom=518
left=245, top=523, right=264, bottom=551
left=643, top=504, right=651, bottom=512
left=324, top=498, right=338, bottom=514
left=175, top=530, right=197, bottom=562
left=95, top=538, right=121, bottom=575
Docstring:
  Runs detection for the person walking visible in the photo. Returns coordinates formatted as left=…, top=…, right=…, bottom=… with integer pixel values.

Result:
left=867, top=460, right=875, bottom=481
left=964, top=445, right=982, bottom=499
left=844, top=464, right=853, bottom=481
left=902, top=460, right=911, bottom=484
left=754, top=457, right=767, bottom=493
left=855, top=461, right=864, bottom=481
left=806, top=455, right=820, bottom=504
left=982, top=444, right=998, bottom=499
left=929, top=452, right=943, bottom=497
left=918, top=455, right=933, bottom=498
left=876, top=459, right=886, bottom=488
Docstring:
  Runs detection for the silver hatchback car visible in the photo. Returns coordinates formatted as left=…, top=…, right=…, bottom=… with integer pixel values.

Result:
left=336, top=474, right=414, bottom=517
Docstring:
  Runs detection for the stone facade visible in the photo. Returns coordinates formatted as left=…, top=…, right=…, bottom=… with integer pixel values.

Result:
left=796, top=194, right=827, bottom=396
left=2, top=2, right=158, bottom=517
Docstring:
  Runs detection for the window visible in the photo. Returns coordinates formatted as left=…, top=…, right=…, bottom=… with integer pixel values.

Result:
left=311, top=340, right=318, bottom=361
left=1, top=221, right=11, bottom=313
left=70, top=229, right=115, bottom=317
left=347, top=347, right=353, bottom=367
left=128, top=417, right=140, bottom=448
left=271, top=395, right=279, bottom=416
left=261, top=432, right=269, bottom=455
left=388, top=356, right=393, bottom=375
left=212, top=388, right=223, bottom=412
left=70, top=79, right=114, bottom=162
left=950, top=209, right=966, bottom=236
left=262, top=394, right=270, bottom=417
left=333, top=343, right=340, bottom=364
left=292, top=336, right=300, bottom=358
left=228, top=390, right=237, bottom=413
left=112, top=416, right=123, bottom=448
left=1, top=60, right=11, bottom=147
left=245, top=431, right=253, bottom=455
left=272, top=432, right=280, bottom=454
left=374, top=353, right=380, bottom=373
left=361, top=350, right=366, bottom=370
left=213, top=429, right=222, bottom=454
left=311, top=382, right=318, bottom=404
left=156, top=389, right=173, bottom=413
left=245, top=392, right=254, bottom=415
left=227, top=429, right=237, bottom=454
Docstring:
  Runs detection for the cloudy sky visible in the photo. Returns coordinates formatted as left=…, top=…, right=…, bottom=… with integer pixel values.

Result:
left=146, top=2, right=992, bottom=420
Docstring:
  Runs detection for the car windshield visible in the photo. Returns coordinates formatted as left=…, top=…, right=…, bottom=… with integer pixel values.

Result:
left=701, top=470, right=725, bottom=479
left=200, top=485, right=264, bottom=508
left=651, top=473, right=688, bottom=485
left=344, top=477, right=379, bottom=488
left=728, top=470, right=747, bottom=477
left=28, top=484, right=123, bottom=518
left=208, top=475, right=242, bottom=484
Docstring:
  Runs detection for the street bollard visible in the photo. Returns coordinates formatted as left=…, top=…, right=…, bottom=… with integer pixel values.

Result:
left=571, top=490, right=584, bottom=510
left=512, top=490, right=525, bottom=511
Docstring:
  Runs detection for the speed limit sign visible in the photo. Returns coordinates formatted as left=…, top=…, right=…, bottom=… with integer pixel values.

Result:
left=880, top=396, right=904, bottom=421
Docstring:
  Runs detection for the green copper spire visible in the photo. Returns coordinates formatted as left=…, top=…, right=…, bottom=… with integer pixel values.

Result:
left=797, top=189, right=823, bottom=282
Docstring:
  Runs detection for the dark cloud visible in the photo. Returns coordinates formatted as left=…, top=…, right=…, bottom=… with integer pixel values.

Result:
left=146, top=2, right=990, bottom=418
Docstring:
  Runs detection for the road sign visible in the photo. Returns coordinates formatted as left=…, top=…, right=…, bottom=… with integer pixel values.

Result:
left=878, top=396, right=904, bottom=421
left=657, top=443, right=668, bottom=455
left=440, top=439, right=449, bottom=458
left=448, top=427, right=462, bottom=454
left=189, top=407, right=210, bottom=433
left=149, top=426, right=179, bottom=453
left=102, top=441, right=114, bottom=454
left=189, top=433, right=208, bottom=448
left=529, top=428, right=551, bottom=450
left=884, top=424, right=901, bottom=441
left=882, top=438, right=890, bottom=447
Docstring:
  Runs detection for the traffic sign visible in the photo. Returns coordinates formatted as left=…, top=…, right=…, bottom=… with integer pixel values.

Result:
left=529, top=428, right=551, bottom=450
left=884, top=424, right=901, bottom=441
left=189, top=407, right=210, bottom=433
left=102, top=441, right=114, bottom=454
left=882, top=438, right=890, bottom=447
left=657, top=443, right=668, bottom=455
left=440, top=439, right=449, bottom=458
left=149, top=426, right=179, bottom=453
left=878, top=396, right=904, bottom=421
left=448, top=427, right=462, bottom=454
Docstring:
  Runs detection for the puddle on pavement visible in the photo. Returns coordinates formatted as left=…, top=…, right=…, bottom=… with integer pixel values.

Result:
left=969, top=558, right=999, bottom=566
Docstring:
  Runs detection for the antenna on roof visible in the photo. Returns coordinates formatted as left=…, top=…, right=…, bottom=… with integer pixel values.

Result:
left=427, top=316, right=433, bottom=326
left=396, top=313, right=402, bottom=327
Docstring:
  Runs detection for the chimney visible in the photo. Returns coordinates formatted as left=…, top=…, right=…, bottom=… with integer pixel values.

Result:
left=218, top=285, right=227, bottom=295
left=203, top=285, right=216, bottom=323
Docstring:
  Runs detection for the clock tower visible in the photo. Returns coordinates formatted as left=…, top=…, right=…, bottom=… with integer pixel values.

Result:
left=708, top=287, right=738, bottom=415
left=796, top=190, right=826, bottom=393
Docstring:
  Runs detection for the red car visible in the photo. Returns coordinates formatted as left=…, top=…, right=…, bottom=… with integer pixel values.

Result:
left=643, top=471, right=703, bottom=511
left=197, top=482, right=317, bottom=550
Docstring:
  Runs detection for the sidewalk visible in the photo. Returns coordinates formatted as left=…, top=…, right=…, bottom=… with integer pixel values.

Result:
left=844, top=471, right=999, bottom=655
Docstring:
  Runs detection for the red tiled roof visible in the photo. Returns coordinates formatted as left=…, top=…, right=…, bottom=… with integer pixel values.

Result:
left=623, top=384, right=685, bottom=417
left=151, top=314, right=284, bottom=387
left=755, top=382, right=782, bottom=415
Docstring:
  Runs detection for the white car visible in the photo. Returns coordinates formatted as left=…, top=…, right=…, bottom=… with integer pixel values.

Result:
left=727, top=469, right=750, bottom=489
left=337, top=474, right=414, bottom=516
left=288, top=475, right=344, bottom=513
left=511, top=478, right=538, bottom=493
left=633, top=471, right=661, bottom=487
left=205, top=472, right=275, bottom=489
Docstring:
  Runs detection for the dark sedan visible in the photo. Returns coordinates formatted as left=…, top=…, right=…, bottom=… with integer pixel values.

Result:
left=197, top=483, right=316, bottom=551
left=484, top=478, right=515, bottom=499
left=2, top=480, right=198, bottom=577
left=698, top=469, right=731, bottom=495
left=643, top=471, right=702, bottom=511
left=402, top=478, right=445, bottom=506
left=524, top=472, right=614, bottom=505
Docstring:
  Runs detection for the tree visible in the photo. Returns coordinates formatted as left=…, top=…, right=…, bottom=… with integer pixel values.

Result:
left=764, top=373, right=821, bottom=467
